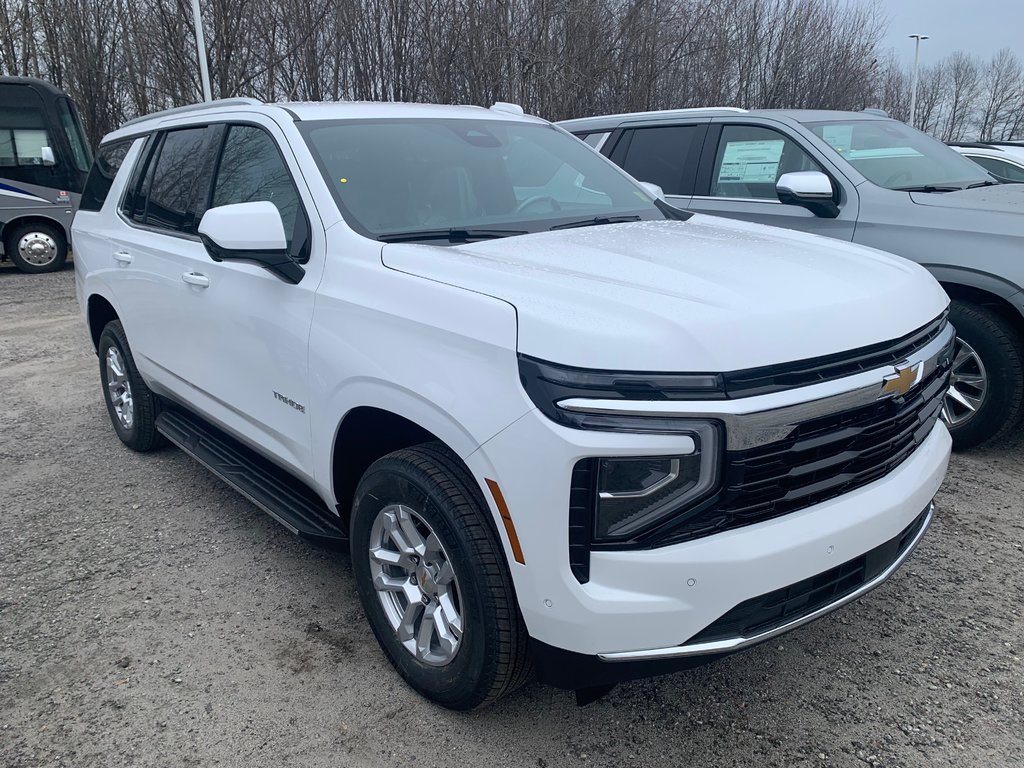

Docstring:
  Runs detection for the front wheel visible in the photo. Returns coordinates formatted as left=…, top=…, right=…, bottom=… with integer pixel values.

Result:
left=5, top=221, right=68, bottom=273
left=350, top=442, right=531, bottom=709
left=943, top=302, right=1024, bottom=449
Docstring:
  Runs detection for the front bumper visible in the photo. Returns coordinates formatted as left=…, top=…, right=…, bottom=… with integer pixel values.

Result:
left=469, top=410, right=950, bottom=661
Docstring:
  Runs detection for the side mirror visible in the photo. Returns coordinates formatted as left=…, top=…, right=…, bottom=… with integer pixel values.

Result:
left=776, top=171, right=839, bottom=218
left=40, top=146, right=56, bottom=166
left=197, top=201, right=304, bottom=284
left=639, top=181, right=665, bottom=200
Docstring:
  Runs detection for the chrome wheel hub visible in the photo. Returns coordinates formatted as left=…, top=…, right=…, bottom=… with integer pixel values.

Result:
left=105, top=347, right=134, bottom=429
left=17, top=231, right=58, bottom=266
left=942, top=337, right=988, bottom=427
left=368, top=504, right=463, bottom=666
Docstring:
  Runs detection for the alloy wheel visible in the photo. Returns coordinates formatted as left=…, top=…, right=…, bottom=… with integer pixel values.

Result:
left=942, top=337, right=988, bottom=427
left=368, top=504, right=464, bottom=666
left=105, top=346, right=134, bottom=429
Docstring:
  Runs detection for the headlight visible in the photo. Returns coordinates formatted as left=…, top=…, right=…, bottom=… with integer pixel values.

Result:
left=591, top=422, right=719, bottom=541
left=519, top=354, right=725, bottom=431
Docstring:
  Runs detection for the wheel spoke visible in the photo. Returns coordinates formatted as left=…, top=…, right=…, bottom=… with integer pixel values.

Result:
left=397, top=600, right=422, bottom=643
left=947, top=385, right=979, bottom=412
left=397, top=507, right=428, bottom=554
left=370, top=545, right=415, bottom=572
left=951, top=373, right=985, bottom=389
left=435, top=560, right=456, bottom=586
left=372, top=571, right=408, bottom=593
left=436, top=591, right=463, bottom=639
left=416, top=603, right=438, bottom=659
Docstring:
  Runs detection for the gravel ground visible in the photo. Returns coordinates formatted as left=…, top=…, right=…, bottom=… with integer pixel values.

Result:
left=1, top=264, right=1022, bottom=768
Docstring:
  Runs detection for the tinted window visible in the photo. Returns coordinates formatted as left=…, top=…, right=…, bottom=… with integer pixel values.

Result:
left=57, top=98, right=91, bottom=172
left=302, top=119, right=662, bottom=239
left=0, top=105, right=51, bottom=167
left=144, top=127, right=208, bottom=232
left=616, top=126, right=701, bottom=195
left=210, top=125, right=304, bottom=253
left=967, top=155, right=1024, bottom=183
left=79, top=139, right=132, bottom=212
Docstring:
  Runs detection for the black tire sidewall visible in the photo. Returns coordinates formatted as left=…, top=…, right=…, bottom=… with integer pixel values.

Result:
left=948, top=302, right=1024, bottom=449
left=350, top=460, right=496, bottom=709
left=6, top=222, right=68, bottom=274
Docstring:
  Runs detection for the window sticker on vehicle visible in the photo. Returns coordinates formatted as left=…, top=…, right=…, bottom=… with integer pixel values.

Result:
left=717, top=140, right=784, bottom=183
left=821, top=125, right=855, bottom=154
left=845, top=147, right=923, bottom=160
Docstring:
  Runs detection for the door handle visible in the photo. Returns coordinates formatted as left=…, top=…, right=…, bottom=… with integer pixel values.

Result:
left=113, top=251, right=133, bottom=265
left=181, top=271, right=210, bottom=288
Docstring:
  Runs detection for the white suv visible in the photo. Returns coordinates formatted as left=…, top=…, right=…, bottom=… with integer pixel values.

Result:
left=73, top=98, right=953, bottom=709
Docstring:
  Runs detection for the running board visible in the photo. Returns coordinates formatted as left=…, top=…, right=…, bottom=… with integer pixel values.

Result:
left=155, top=408, right=347, bottom=545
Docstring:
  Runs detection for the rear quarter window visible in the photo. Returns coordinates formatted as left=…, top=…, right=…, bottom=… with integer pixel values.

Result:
left=78, top=139, right=132, bottom=212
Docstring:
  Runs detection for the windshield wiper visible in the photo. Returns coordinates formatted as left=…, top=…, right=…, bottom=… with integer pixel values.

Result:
left=894, top=185, right=962, bottom=193
left=967, top=180, right=1000, bottom=189
left=377, top=227, right=527, bottom=243
left=549, top=215, right=642, bottom=231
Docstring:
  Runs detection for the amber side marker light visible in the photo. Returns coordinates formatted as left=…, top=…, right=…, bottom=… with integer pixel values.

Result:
left=485, top=479, right=526, bottom=564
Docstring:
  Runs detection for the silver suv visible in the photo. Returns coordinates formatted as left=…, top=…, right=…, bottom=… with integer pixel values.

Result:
left=560, top=108, right=1024, bottom=448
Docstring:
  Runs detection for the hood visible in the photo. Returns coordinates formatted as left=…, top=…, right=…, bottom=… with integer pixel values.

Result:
left=910, top=182, right=1024, bottom=215
left=382, top=217, right=949, bottom=372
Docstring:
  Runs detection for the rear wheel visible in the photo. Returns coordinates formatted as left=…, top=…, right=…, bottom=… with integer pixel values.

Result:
left=98, top=320, right=166, bottom=452
left=943, top=301, right=1024, bottom=449
left=350, top=442, right=531, bottom=709
left=5, top=221, right=68, bottom=273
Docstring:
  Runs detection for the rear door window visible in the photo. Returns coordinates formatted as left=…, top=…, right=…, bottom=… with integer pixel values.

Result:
left=610, top=125, right=704, bottom=196
left=141, top=127, right=210, bottom=233
left=79, top=139, right=132, bottom=212
left=966, top=155, right=1024, bottom=183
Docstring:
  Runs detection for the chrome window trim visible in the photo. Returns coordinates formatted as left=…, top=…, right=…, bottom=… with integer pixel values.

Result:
left=558, top=323, right=954, bottom=451
left=598, top=502, right=933, bottom=662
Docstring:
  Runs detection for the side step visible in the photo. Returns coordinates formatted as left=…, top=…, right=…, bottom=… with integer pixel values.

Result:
left=155, top=408, right=347, bottom=545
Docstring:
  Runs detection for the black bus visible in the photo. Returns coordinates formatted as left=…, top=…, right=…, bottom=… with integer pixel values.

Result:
left=1, top=76, right=91, bottom=272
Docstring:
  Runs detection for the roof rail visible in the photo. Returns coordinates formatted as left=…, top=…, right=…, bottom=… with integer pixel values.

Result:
left=121, top=97, right=264, bottom=127
left=946, top=141, right=1001, bottom=150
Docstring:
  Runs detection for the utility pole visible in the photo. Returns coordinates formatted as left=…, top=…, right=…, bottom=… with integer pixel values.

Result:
left=908, top=34, right=929, bottom=128
left=191, top=0, right=212, bottom=102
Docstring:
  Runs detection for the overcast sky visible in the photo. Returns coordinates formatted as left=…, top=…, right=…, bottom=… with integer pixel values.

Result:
left=871, top=0, right=1024, bottom=64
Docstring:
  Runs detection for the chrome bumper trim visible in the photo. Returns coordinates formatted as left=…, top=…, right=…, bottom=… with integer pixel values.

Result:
left=559, top=324, right=954, bottom=450
left=598, top=503, right=934, bottom=662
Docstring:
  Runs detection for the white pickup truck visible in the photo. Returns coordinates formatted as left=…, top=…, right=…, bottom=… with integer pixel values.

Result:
left=73, top=98, right=952, bottom=709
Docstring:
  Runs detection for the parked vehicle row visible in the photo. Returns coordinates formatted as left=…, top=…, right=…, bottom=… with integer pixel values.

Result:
left=559, top=108, right=1024, bottom=449
left=949, top=140, right=1024, bottom=183
left=0, top=76, right=90, bottom=273
left=75, top=98, right=953, bottom=708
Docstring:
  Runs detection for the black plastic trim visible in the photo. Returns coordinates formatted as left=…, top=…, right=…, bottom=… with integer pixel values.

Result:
left=155, top=406, right=346, bottom=544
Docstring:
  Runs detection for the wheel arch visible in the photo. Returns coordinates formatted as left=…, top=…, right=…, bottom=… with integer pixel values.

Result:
left=939, top=280, right=1024, bottom=343
left=1, top=213, right=69, bottom=250
left=86, top=293, right=120, bottom=352
left=331, top=404, right=477, bottom=532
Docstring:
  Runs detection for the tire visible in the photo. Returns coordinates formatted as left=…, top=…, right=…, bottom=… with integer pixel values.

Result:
left=98, top=320, right=166, bottom=452
left=944, top=301, right=1024, bottom=450
left=4, top=221, right=68, bottom=273
left=350, top=442, right=532, bottom=709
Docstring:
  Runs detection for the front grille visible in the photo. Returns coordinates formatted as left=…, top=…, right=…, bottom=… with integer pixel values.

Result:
left=650, top=351, right=950, bottom=546
left=723, top=313, right=947, bottom=398
left=686, top=507, right=930, bottom=645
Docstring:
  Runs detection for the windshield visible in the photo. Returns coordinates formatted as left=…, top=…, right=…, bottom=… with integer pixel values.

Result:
left=301, top=118, right=668, bottom=240
left=806, top=119, right=993, bottom=191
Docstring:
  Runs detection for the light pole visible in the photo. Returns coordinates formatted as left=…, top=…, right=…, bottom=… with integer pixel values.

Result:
left=908, top=33, right=929, bottom=128
left=191, top=0, right=213, bottom=102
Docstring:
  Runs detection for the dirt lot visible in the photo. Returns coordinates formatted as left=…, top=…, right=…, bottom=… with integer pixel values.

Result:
left=1, top=264, right=1022, bottom=768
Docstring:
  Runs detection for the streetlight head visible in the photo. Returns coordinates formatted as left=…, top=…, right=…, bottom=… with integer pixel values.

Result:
left=908, top=34, right=930, bottom=40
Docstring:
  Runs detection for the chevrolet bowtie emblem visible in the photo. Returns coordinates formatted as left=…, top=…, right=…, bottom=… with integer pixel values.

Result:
left=880, top=361, right=923, bottom=399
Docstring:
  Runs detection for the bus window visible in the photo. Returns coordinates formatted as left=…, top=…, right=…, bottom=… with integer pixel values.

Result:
left=57, top=98, right=91, bottom=172
left=0, top=106, right=51, bottom=166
